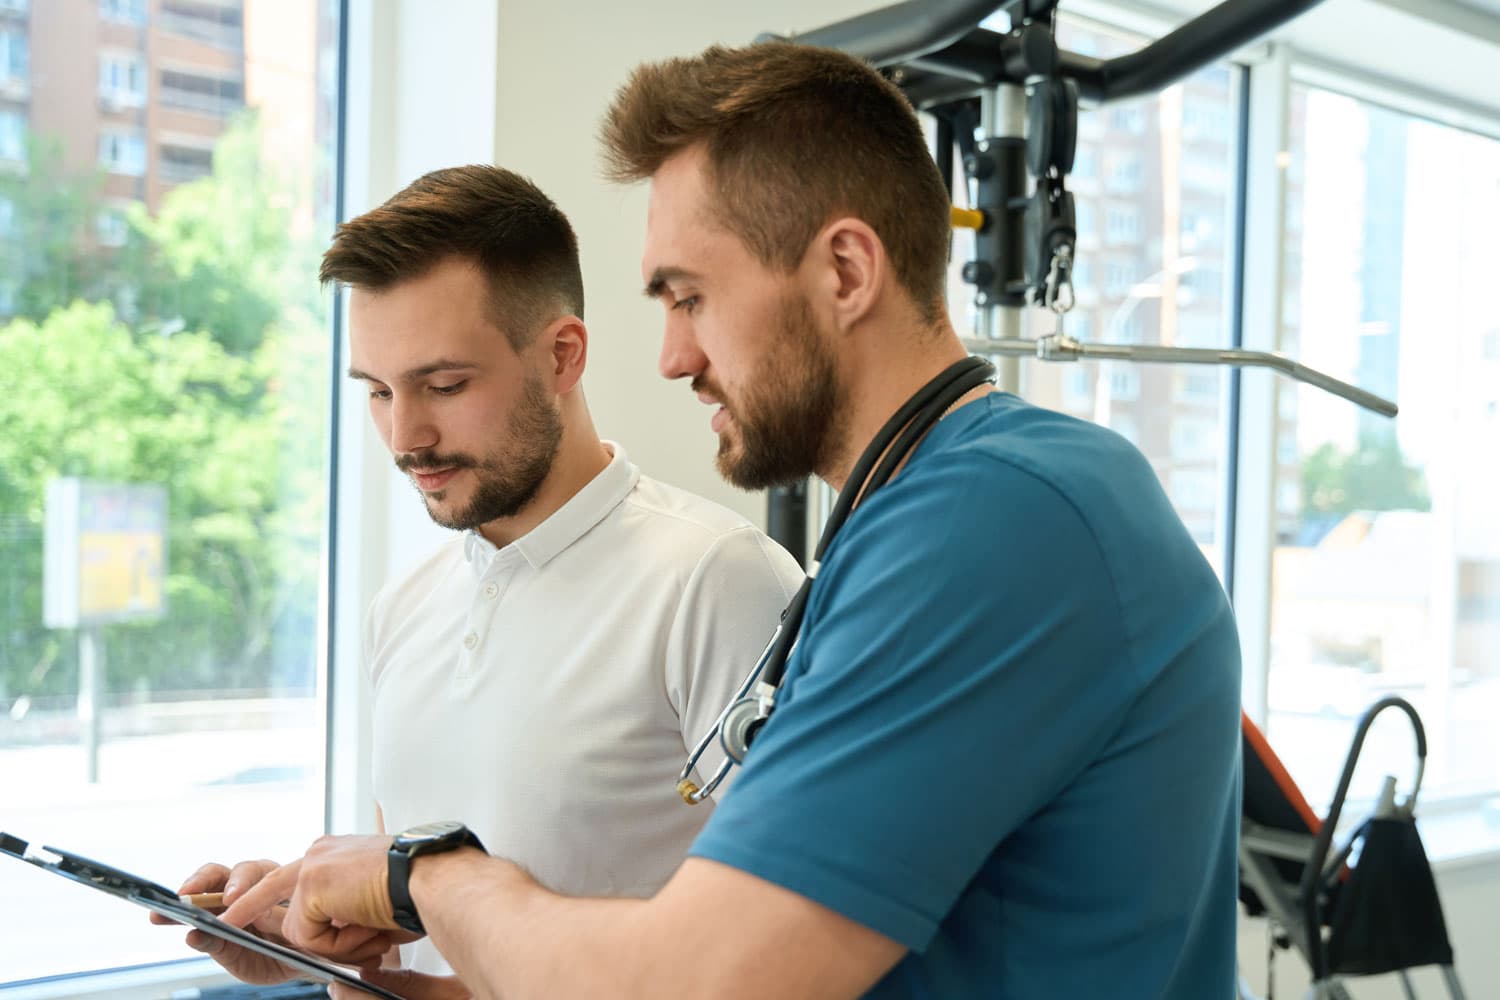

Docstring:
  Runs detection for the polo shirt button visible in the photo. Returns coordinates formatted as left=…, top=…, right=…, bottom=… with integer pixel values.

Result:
left=484, top=582, right=499, bottom=599
left=463, top=631, right=478, bottom=649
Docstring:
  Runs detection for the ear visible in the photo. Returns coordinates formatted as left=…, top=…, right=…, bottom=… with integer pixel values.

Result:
left=806, top=217, right=885, bottom=333
left=538, top=315, right=588, bottom=394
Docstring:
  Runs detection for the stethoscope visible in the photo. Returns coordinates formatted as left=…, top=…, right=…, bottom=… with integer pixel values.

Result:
left=676, top=355, right=998, bottom=804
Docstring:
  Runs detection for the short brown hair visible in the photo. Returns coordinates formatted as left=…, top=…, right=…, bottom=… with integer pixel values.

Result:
left=320, top=165, right=584, bottom=349
left=600, top=43, right=950, bottom=323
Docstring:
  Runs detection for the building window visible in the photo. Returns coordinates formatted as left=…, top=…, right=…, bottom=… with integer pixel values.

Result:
left=1105, top=259, right=1139, bottom=297
left=98, top=0, right=146, bottom=23
left=0, top=107, right=23, bottom=161
left=1105, top=205, right=1139, bottom=244
left=1171, top=418, right=1217, bottom=460
left=1109, top=105, right=1146, bottom=134
left=0, top=27, right=27, bottom=84
left=1073, top=146, right=1099, bottom=179
left=1063, top=367, right=1093, bottom=409
left=159, top=141, right=215, bottom=182
left=159, top=1, right=245, bottom=49
left=99, top=51, right=148, bottom=109
left=1182, top=96, right=1230, bottom=140
left=95, top=206, right=130, bottom=247
left=5, top=0, right=342, bottom=986
left=1105, top=151, right=1143, bottom=193
left=1074, top=200, right=1096, bottom=242
left=98, top=128, right=146, bottom=175
left=160, top=68, right=245, bottom=116
left=1267, top=86, right=1500, bottom=856
left=1175, top=370, right=1222, bottom=403
left=1172, top=469, right=1219, bottom=512
left=1107, top=366, right=1141, bottom=402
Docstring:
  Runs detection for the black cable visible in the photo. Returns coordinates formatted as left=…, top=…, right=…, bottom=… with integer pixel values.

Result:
left=866, top=359, right=995, bottom=495
left=760, top=356, right=996, bottom=690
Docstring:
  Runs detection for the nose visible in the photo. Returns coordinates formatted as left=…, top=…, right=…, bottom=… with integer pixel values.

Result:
left=387, top=392, right=438, bottom=456
left=657, top=314, right=708, bottom=382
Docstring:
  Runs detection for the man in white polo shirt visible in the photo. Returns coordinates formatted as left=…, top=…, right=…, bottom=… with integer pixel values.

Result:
left=163, top=165, right=803, bottom=979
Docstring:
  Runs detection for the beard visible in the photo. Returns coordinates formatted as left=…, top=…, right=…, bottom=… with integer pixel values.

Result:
left=396, top=372, right=564, bottom=531
left=704, top=290, right=848, bottom=490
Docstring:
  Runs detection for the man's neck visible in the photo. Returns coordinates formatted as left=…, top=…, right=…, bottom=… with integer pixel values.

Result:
left=820, top=323, right=989, bottom=493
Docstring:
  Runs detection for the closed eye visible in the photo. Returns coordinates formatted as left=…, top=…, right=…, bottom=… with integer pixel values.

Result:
left=671, top=296, right=700, bottom=315
left=430, top=381, right=467, bottom=396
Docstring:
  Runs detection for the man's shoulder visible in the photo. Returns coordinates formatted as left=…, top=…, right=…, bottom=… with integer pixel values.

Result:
left=622, top=473, right=761, bottom=540
left=617, top=473, right=802, bottom=588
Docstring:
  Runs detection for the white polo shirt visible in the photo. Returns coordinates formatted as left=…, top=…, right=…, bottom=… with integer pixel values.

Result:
left=365, top=443, right=803, bottom=973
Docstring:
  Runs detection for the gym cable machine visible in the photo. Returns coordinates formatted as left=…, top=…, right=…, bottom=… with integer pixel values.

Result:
left=763, top=0, right=1396, bottom=563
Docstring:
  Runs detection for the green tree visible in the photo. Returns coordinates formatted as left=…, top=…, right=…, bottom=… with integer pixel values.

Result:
left=123, top=112, right=325, bottom=354
left=1300, top=436, right=1431, bottom=518
left=0, top=137, right=111, bottom=319
left=0, top=116, right=329, bottom=708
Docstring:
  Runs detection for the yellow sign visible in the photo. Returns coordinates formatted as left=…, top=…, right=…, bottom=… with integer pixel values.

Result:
left=44, top=479, right=168, bottom=628
left=78, top=531, right=165, bottom=618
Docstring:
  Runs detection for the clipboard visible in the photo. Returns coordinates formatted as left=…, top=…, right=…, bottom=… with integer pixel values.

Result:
left=0, top=831, right=406, bottom=1000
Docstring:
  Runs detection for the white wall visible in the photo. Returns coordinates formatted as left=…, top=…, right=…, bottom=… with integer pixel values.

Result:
left=489, top=0, right=880, bottom=527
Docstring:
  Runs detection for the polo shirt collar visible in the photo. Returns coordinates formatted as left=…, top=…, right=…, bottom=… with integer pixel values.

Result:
left=463, top=441, right=640, bottom=575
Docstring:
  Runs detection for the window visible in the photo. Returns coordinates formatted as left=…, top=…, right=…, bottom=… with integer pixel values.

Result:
left=99, top=51, right=147, bottom=109
left=1016, top=16, right=1239, bottom=570
left=1176, top=370, right=1222, bottom=404
left=0, top=107, right=22, bottom=161
left=160, top=140, right=215, bottom=181
left=1171, top=418, right=1216, bottom=460
left=1173, top=469, right=1219, bottom=512
left=1107, top=366, right=1141, bottom=402
left=160, top=67, right=245, bottom=116
left=1265, top=86, right=1500, bottom=855
left=98, top=128, right=146, bottom=175
left=1063, top=367, right=1093, bottom=409
left=1105, top=258, right=1138, bottom=297
left=1181, top=209, right=1216, bottom=251
left=1075, top=199, right=1096, bottom=243
left=159, top=1, right=245, bottom=49
left=1105, top=205, right=1140, bottom=244
left=95, top=205, right=130, bottom=247
left=1105, top=150, right=1143, bottom=193
left=99, top=0, right=146, bottom=23
left=1073, top=146, right=1099, bottom=179
left=2, top=0, right=340, bottom=984
left=1182, top=96, right=1230, bottom=140
left=1182, top=150, right=1230, bottom=191
left=0, top=27, right=27, bottom=83
left=1109, top=105, right=1146, bottom=134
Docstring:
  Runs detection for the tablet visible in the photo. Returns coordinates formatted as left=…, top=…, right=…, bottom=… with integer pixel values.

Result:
left=0, top=832, right=405, bottom=1000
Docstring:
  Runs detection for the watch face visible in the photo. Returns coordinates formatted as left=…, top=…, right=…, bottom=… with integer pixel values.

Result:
left=398, top=820, right=464, bottom=844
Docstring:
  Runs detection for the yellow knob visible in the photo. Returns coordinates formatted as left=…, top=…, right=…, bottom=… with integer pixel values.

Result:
left=950, top=206, right=985, bottom=231
left=677, top=779, right=701, bottom=804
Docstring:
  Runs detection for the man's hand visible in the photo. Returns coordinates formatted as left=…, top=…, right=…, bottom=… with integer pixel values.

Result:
left=221, top=835, right=415, bottom=961
left=330, top=968, right=472, bottom=1000
left=149, top=859, right=303, bottom=984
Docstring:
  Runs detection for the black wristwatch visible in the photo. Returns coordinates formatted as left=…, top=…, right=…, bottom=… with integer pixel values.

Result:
left=388, top=821, right=485, bottom=934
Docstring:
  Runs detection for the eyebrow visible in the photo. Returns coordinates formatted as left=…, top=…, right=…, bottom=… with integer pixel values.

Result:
left=346, top=360, right=482, bottom=383
left=643, top=266, right=702, bottom=300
